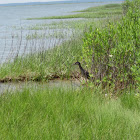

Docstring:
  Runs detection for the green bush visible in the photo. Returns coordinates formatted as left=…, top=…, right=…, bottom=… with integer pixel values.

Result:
left=122, top=0, right=140, bottom=15
left=82, top=0, right=140, bottom=88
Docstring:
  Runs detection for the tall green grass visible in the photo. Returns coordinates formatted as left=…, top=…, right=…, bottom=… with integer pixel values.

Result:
left=0, top=87, right=140, bottom=139
left=0, top=35, right=83, bottom=81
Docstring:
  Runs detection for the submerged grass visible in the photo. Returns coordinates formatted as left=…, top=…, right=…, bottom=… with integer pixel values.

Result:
left=27, top=3, right=122, bottom=20
left=0, top=87, right=140, bottom=139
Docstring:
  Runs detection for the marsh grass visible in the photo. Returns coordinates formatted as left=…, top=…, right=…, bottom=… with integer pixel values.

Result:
left=26, top=31, right=67, bottom=40
left=77, top=3, right=122, bottom=12
left=27, top=4, right=122, bottom=20
left=0, top=87, right=140, bottom=139
left=26, top=18, right=110, bottom=32
left=0, top=34, right=83, bottom=81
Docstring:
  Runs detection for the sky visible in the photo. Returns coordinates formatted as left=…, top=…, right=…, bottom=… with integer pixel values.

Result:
left=0, top=0, right=68, bottom=4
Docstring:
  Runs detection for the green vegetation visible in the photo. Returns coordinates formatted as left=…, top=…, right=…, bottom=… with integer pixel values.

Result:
left=76, top=3, right=121, bottom=12
left=0, top=87, right=140, bottom=139
left=0, top=1, right=140, bottom=139
left=0, top=36, right=82, bottom=81
left=27, top=4, right=122, bottom=20
left=81, top=0, right=140, bottom=88
left=27, top=19, right=102, bottom=30
left=26, top=31, right=66, bottom=40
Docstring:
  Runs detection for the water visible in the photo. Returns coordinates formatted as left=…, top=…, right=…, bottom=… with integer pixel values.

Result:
left=0, top=80, right=81, bottom=94
left=0, top=1, right=123, bottom=63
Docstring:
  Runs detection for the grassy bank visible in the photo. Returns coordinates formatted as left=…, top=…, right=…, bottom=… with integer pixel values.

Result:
left=27, top=4, right=122, bottom=20
left=0, top=87, right=140, bottom=139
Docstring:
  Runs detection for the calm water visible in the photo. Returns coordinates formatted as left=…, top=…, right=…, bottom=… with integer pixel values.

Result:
left=0, top=1, right=122, bottom=63
left=0, top=80, right=81, bottom=94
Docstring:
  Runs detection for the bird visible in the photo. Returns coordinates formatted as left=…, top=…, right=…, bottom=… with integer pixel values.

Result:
left=74, top=61, right=90, bottom=79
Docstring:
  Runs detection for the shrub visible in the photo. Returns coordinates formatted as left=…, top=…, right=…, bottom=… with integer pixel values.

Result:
left=82, top=0, right=140, bottom=88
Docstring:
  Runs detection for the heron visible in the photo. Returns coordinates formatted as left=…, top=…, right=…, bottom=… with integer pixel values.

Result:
left=74, top=61, right=90, bottom=79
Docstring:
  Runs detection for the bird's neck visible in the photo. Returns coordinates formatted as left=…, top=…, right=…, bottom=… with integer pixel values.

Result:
left=78, top=64, right=83, bottom=70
